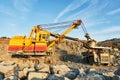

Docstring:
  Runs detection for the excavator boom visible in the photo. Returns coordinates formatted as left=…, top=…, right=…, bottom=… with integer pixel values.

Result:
left=47, top=20, right=82, bottom=49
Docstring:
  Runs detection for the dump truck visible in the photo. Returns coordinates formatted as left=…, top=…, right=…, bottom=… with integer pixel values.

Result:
left=64, top=30, right=120, bottom=66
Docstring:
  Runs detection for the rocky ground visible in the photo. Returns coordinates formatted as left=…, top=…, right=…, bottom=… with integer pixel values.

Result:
left=0, top=39, right=120, bottom=80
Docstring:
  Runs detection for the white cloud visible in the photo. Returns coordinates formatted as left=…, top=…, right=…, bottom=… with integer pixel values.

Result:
left=94, top=26, right=120, bottom=34
left=9, top=23, right=17, bottom=27
left=53, top=0, right=111, bottom=41
left=54, top=0, right=110, bottom=30
left=0, top=5, right=14, bottom=16
left=64, top=0, right=110, bottom=32
left=65, top=0, right=99, bottom=20
left=85, top=18, right=110, bottom=28
left=66, top=0, right=109, bottom=21
left=13, top=0, right=38, bottom=13
left=54, top=0, right=88, bottom=22
left=13, top=0, right=29, bottom=13
left=88, top=26, right=120, bottom=41
left=107, top=8, right=120, bottom=15
left=104, top=26, right=120, bottom=33
left=93, top=33, right=120, bottom=41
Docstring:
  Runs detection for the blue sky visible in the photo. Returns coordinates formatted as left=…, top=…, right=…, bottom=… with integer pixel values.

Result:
left=0, top=0, right=120, bottom=41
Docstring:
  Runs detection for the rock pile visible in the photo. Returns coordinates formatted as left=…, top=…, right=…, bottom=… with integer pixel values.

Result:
left=0, top=61, right=119, bottom=80
left=0, top=39, right=120, bottom=80
left=56, top=40, right=85, bottom=55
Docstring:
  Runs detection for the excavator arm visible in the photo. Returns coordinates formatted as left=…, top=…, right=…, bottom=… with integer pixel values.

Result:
left=53, top=23, right=97, bottom=49
left=29, top=25, right=41, bottom=39
left=47, top=20, right=82, bottom=49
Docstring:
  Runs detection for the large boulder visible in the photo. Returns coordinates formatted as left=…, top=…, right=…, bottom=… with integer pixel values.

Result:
left=0, top=72, right=4, bottom=80
left=34, top=63, right=50, bottom=73
left=112, top=75, right=120, bottom=80
left=86, top=68, right=97, bottom=76
left=64, top=68, right=79, bottom=79
left=52, top=65, right=70, bottom=76
left=79, top=68, right=86, bottom=77
left=0, top=60, right=15, bottom=66
left=47, top=74, right=64, bottom=80
left=28, top=72, right=48, bottom=80
left=0, top=64, right=15, bottom=76
left=88, top=75, right=106, bottom=80
left=114, top=67, right=120, bottom=76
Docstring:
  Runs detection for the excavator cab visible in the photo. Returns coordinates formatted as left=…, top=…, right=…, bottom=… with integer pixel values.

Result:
left=36, top=30, right=50, bottom=42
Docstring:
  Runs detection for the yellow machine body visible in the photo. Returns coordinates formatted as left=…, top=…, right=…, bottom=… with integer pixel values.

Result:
left=100, top=52, right=110, bottom=64
left=8, top=27, right=50, bottom=55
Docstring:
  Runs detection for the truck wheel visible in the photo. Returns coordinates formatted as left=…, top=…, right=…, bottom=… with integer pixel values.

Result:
left=88, top=56, right=94, bottom=65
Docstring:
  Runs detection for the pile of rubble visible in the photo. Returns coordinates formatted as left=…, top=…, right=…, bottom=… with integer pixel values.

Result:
left=56, top=40, right=85, bottom=55
left=0, top=58, right=120, bottom=80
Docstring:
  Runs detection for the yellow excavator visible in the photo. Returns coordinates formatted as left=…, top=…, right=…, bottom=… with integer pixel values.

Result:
left=8, top=20, right=82, bottom=56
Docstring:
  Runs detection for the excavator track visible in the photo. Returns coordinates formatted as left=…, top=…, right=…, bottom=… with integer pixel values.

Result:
left=11, top=54, right=54, bottom=64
